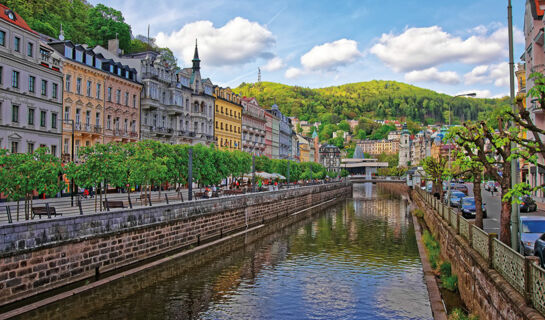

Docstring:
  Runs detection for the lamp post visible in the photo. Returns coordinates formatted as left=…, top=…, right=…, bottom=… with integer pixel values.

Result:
left=508, top=0, right=520, bottom=251
left=62, top=119, right=76, bottom=207
left=446, top=93, right=476, bottom=209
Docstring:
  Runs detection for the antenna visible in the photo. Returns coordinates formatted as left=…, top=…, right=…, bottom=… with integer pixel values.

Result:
left=258, top=67, right=261, bottom=83
left=147, top=24, right=150, bottom=49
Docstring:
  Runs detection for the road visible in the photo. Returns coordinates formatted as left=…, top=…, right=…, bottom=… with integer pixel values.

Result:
left=463, top=184, right=545, bottom=237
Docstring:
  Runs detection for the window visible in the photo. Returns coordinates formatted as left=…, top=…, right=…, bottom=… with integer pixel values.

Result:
left=107, top=115, right=111, bottom=129
left=76, top=78, right=81, bottom=94
left=107, top=87, right=112, bottom=102
left=116, top=89, right=121, bottom=104
left=29, top=76, right=35, bottom=92
left=14, top=37, right=20, bottom=52
left=86, top=80, right=91, bottom=97
left=75, top=108, right=80, bottom=124
left=124, top=118, right=128, bottom=132
left=12, top=105, right=18, bottom=122
left=51, top=113, right=57, bottom=129
left=215, top=121, right=218, bottom=129
left=27, top=142, right=34, bottom=153
left=27, top=42, right=33, bottom=57
left=96, top=83, right=101, bottom=99
left=132, top=94, right=136, bottom=108
left=51, top=145, right=56, bottom=157
left=40, top=111, right=46, bottom=127
left=0, top=31, right=5, bottom=46
left=75, top=140, right=80, bottom=159
left=52, top=83, right=58, bottom=99
left=95, top=112, right=100, bottom=127
left=41, top=80, right=47, bottom=96
left=65, top=75, right=71, bottom=92
left=11, top=141, right=18, bottom=153
left=64, top=138, right=69, bottom=154
left=125, top=92, right=129, bottom=106
left=64, top=107, right=70, bottom=121
left=85, top=111, right=90, bottom=126
left=28, top=108, right=34, bottom=125
left=12, top=71, right=19, bottom=88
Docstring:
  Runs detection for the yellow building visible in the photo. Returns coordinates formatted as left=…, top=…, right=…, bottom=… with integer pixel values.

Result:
left=297, top=134, right=310, bottom=162
left=214, top=87, right=242, bottom=150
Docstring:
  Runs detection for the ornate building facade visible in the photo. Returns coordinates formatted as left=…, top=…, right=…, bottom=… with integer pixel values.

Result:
left=241, top=96, right=266, bottom=155
left=0, top=5, right=63, bottom=156
left=214, top=86, right=242, bottom=150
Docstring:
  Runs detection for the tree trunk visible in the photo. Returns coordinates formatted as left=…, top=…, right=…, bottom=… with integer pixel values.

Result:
left=474, top=177, right=484, bottom=229
left=99, top=182, right=103, bottom=211
left=500, top=186, right=512, bottom=245
left=16, top=200, right=20, bottom=221
left=94, top=183, right=98, bottom=212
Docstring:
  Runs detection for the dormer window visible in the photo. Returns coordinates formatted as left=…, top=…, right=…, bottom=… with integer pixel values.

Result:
left=5, top=10, right=16, bottom=21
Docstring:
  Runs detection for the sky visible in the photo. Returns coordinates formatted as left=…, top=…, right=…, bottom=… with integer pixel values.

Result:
left=88, top=0, right=526, bottom=98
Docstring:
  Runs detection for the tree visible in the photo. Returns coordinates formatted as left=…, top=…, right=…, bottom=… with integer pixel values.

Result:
left=87, top=4, right=132, bottom=51
left=422, top=156, right=448, bottom=201
left=447, top=126, right=486, bottom=228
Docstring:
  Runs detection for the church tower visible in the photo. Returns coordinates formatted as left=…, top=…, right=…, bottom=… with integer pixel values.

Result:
left=399, top=123, right=411, bottom=167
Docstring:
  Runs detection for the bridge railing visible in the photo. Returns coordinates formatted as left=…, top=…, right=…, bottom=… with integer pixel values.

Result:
left=415, top=187, right=545, bottom=313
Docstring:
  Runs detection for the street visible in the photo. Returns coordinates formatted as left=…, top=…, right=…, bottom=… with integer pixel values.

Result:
left=463, top=184, right=545, bottom=236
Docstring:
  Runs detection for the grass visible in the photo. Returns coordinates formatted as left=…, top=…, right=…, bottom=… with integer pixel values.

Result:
left=448, top=308, right=479, bottom=320
left=422, top=230, right=459, bottom=292
left=413, top=208, right=424, bottom=218
left=423, top=230, right=441, bottom=270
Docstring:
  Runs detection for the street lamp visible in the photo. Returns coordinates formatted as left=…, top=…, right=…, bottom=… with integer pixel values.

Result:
left=446, top=92, right=476, bottom=209
left=62, top=119, right=76, bottom=207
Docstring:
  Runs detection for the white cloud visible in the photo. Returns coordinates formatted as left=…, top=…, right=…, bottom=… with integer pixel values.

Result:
left=262, top=57, right=285, bottom=71
left=456, top=90, right=492, bottom=98
left=464, top=62, right=509, bottom=87
left=155, top=17, right=275, bottom=67
left=300, top=39, right=361, bottom=71
left=370, top=25, right=523, bottom=72
left=404, top=67, right=460, bottom=84
left=285, top=67, right=303, bottom=79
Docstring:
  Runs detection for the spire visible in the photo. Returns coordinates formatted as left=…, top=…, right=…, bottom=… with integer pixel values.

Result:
left=192, top=39, right=200, bottom=71
left=258, top=67, right=261, bottom=82
left=59, top=23, right=65, bottom=41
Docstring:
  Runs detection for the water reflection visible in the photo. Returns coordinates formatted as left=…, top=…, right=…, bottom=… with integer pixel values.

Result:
left=18, top=185, right=431, bottom=320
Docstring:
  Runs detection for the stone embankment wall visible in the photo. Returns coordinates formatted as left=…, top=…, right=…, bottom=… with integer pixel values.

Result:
left=0, top=182, right=351, bottom=306
left=412, top=189, right=545, bottom=320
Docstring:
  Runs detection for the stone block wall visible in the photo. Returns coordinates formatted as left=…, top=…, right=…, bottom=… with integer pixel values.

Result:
left=0, top=182, right=351, bottom=306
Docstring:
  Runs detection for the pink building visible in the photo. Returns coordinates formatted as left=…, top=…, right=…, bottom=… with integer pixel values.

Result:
left=523, top=0, right=545, bottom=196
left=264, top=111, right=273, bottom=158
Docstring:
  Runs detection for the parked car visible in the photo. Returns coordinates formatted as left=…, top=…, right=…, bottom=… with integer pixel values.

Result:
left=484, top=181, right=498, bottom=192
left=453, top=184, right=469, bottom=195
left=520, top=196, right=538, bottom=213
left=445, top=191, right=467, bottom=208
left=520, top=216, right=545, bottom=257
left=460, top=197, right=487, bottom=219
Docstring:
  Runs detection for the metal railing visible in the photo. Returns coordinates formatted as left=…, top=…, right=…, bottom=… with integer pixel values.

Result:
left=416, top=187, right=543, bottom=312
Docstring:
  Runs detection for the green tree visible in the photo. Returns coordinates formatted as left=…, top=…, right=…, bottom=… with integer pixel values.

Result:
left=87, top=4, right=132, bottom=51
left=422, top=156, right=448, bottom=201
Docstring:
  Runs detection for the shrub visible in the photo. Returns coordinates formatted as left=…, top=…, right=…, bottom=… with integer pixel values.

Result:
left=440, top=261, right=452, bottom=277
left=441, top=274, right=458, bottom=292
left=423, top=230, right=441, bottom=270
left=413, top=208, right=424, bottom=218
left=448, top=308, right=478, bottom=320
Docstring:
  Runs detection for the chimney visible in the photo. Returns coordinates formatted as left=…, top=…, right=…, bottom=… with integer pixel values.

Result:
left=108, top=39, right=120, bottom=56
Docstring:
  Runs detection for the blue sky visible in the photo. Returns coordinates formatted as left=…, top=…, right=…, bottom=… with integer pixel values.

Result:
left=89, top=0, right=525, bottom=98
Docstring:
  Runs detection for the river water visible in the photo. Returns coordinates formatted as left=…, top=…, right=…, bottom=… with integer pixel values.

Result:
left=18, top=184, right=432, bottom=320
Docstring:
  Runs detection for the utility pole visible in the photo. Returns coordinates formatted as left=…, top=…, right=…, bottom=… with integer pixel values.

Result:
left=508, top=0, right=520, bottom=251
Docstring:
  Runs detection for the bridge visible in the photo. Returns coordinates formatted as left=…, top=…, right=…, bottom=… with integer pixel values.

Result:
left=348, top=175, right=405, bottom=183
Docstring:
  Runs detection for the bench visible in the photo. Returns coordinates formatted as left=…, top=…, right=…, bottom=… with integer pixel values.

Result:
left=32, top=206, right=61, bottom=219
left=194, top=192, right=206, bottom=199
left=223, top=189, right=245, bottom=196
left=103, top=200, right=124, bottom=210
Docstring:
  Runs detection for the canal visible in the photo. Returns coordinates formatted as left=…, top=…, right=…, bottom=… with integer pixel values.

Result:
left=16, top=184, right=432, bottom=320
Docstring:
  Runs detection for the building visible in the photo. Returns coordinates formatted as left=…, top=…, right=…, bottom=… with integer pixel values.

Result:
left=94, top=40, right=215, bottom=145
left=291, top=131, right=299, bottom=161
left=319, top=144, right=341, bottom=172
left=297, top=134, right=311, bottom=162
left=0, top=6, right=63, bottom=156
left=50, top=40, right=141, bottom=161
left=399, top=124, right=411, bottom=167
left=213, top=86, right=242, bottom=151
left=357, top=139, right=399, bottom=155
left=265, top=107, right=280, bottom=159
left=268, top=104, right=292, bottom=159
left=241, top=96, right=266, bottom=155
left=387, top=130, right=401, bottom=141
left=264, top=111, right=274, bottom=158
left=523, top=0, right=545, bottom=195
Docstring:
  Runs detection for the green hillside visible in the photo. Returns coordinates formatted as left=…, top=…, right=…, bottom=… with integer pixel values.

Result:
left=234, top=81, right=508, bottom=125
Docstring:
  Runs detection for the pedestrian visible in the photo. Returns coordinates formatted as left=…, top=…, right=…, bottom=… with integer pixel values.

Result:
left=83, top=189, right=89, bottom=199
left=258, top=180, right=262, bottom=189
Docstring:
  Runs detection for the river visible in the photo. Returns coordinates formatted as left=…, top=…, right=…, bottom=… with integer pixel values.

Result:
left=16, top=184, right=432, bottom=320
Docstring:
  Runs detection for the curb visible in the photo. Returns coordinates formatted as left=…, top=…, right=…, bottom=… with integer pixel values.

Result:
left=412, top=213, right=448, bottom=320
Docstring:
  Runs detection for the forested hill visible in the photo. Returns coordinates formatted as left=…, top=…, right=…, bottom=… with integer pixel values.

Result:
left=234, top=81, right=509, bottom=124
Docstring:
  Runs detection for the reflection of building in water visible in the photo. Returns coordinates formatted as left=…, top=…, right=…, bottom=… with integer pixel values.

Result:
left=351, top=197, right=407, bottom=240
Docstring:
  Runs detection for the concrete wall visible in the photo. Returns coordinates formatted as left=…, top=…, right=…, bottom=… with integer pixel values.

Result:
left=412, top=190, right=545, bottom=320
left=0, top=182, right=351, bottom=306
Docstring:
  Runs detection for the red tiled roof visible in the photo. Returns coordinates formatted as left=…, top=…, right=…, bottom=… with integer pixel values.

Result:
left=0, top=4, right=37, bottom=35
left=537, top=0, right=545, bottom=17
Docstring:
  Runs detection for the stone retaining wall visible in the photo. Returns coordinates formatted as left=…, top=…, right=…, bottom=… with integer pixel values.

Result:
left=0, top=182, right=351, bottom=306
left=412, top=189, right=545, bottom=320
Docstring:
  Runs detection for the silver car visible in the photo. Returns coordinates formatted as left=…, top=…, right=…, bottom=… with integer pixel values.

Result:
left=519, top=216, right=545, bottom=256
